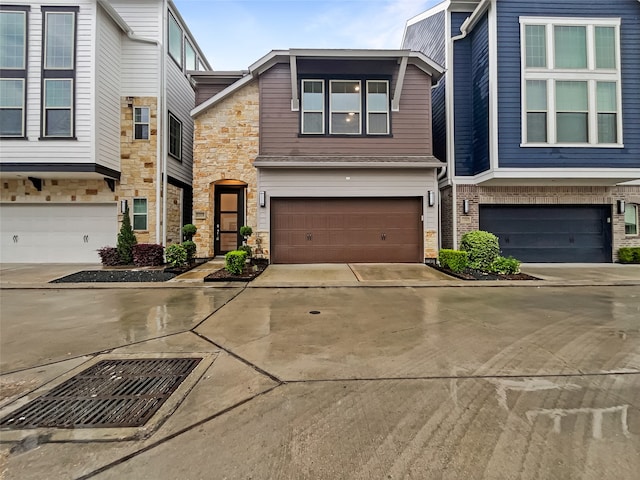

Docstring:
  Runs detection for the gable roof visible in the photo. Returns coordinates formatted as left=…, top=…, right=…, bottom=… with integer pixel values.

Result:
left=191, top=48, right=444, bottom=118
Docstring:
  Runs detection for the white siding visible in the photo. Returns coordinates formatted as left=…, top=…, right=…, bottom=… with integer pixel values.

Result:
left=95, top=4, right=121, bottom=172
left=166, top=57, right=195, bottom=185
left=111, top=0, right=161, bottom=97
left=257, top=168, right=439, bottom=232
left=1, top=0, right=96, bottom=165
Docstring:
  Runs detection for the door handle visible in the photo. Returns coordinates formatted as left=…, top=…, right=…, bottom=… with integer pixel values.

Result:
left=83, top=235, right=89, bottom=243
left=215, top=224, right=220, bottom=241
left=13, top=235, right=18, bottom=243
left=381, top=233, right=386, bottom=240
left=306, top=233, right=312, bottom=241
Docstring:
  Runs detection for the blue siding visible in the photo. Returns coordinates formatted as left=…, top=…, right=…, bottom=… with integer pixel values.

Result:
left=451, top=12, right=469, bottom=37
left=403, top=11, right=446, bottom=66
left=432, top=77, right=446, bottom=162
left=496, top=0, right=640, bottom=168
left=454, top=11, right=490, bottom=176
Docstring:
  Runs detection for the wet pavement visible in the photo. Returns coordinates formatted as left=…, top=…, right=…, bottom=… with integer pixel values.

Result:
left=0, top=264, right=639, bottom=479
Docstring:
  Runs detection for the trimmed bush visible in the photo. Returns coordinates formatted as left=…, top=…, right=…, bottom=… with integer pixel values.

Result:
left=490, top=256, right=521, bottom=274
left=438, top=249, right=469, bottom=273
left=182, top=240, right=197, bottom=263
left=618, top=247, right=640, bottom=264
left=239, top=226, right=253, bottom=238
left=238, top=244, right=252, bottom=258
left=165, top=244, right=187, bottom=267
left=182, top=223, right=197, bottom=241
left=459, top=230, right=500, bottom=271
left=225, top=250, right=248, bottom=275
left=117, top=205, right=137, bottom=264
left=98, top=246, right=121, bottom=266
left=132, top=243, right=164, bottom=266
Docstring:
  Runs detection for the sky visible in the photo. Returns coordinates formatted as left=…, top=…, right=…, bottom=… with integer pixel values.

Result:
left=172, top=0, right=440, bottom=71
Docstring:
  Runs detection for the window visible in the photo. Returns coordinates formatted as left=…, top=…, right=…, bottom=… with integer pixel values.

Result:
left=625, top=204, right=638, bottom=236
left=133, top=198, right=148, bottom=231
left=168, top=13, right=182, bottom=67
left=520, top=18, right=621, bottom=146
left=330, top=80, right=361, bottom=134
left=41, top=7, right=77, bottom=138
left=185, top=41, right=196, bottom=71
left=134, top=107, right=149, bottom=140
left=0, top=7, right=28, bottom=137
left=168, top=112, right=182, bottom=160
left=301, top=80, right=324, bottom=134
left=43, top=78, right=72, bottom=137
left=366, top=81, right=389, bottom=135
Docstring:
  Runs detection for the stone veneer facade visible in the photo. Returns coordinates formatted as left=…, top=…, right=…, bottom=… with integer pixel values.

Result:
left=192, top=81, right=260, bottom=258
left=453, top=184, right=640, bottom=259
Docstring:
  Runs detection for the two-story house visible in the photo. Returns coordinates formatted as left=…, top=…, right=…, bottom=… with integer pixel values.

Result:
left=190, top=49, right=444, bottom=263
left=0, top=0, right=210, bottom=262
left=403, top=0, right=640, bottom=262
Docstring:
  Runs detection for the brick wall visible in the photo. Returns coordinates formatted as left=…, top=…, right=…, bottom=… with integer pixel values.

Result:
left=192, top=81, right=260, bottom=258
left=440, top=185, right=454, bottom=249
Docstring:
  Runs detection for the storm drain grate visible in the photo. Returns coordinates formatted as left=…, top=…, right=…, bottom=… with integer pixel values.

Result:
left=0, top=358, right=201, bottom=429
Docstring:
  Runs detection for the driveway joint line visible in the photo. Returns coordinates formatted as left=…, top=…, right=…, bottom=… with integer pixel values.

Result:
left=190, top=285, right=248, bottom=331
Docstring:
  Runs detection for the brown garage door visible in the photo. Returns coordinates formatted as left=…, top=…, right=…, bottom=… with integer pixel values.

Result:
left=271, top=198, right=423, bottom=263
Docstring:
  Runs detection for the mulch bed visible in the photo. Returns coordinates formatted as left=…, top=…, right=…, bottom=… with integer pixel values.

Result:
left=428, top=264, right=539, bottom=281
left=204, top=261, right=268, bottom=282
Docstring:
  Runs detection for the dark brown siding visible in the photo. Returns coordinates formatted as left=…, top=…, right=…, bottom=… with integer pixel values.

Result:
left=195, top=83, right=235, bottom=106
left=259, top=63, right=432, bottom=155
left=271, top=197, right=423, bottom=263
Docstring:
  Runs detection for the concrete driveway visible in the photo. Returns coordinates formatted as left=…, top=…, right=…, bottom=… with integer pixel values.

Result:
left=0, top=266, right=639, bottom=479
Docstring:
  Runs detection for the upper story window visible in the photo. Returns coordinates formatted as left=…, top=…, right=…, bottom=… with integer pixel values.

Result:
left=520, top=17, right=622, bottom=147
left=134, top=106, right=149, bottom=140
left=185, top=41, right=196, bottom=71
left=300, top=78, right=390, bottom=136
left=0, top=6, right=28, bottom=138
left=41, top=7, right=77, bottom=139
left=168, top=112, right=182, bottom=160
left=168, top=12, right=182, bottom=67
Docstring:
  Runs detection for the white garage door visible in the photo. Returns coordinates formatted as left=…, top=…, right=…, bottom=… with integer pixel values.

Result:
left=0, top=204, right=118, bottom=263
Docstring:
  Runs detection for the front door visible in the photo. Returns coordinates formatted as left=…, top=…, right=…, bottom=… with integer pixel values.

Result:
left=214, top=187, right=245, bottom=256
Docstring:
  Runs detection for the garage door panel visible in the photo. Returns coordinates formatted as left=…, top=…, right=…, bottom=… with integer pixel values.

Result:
left=271, top=198, right=423, bottom=263
left=479, top=205, right=611, bottom=263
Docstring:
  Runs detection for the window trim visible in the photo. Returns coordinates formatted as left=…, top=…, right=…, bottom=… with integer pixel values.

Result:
left=168, top=12, right=183, bottom=68
left=366, top=80, right=390, bottom=135
left=0, top=6, right=29, bottom=139
left=133, top=106, right=150, bottom=140
left=184, top=39, right=197, bottom=71
left=301, top=79, right=325, bottom=135
left=132, top=197, right=148, bottom=231
left=168, top=111, right=182, bottom=160
left=329, top=79, right=362, bottom=135
left=42, top=78, right=73, bottom=138
left=43, top=10, right=76, bottom=70
left=625, top=204, right=638, bottom=237
left=519, top=17, right=622, bottom=148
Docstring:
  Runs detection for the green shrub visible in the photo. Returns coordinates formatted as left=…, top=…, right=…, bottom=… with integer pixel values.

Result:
left=97, top=246, right=121, bottom=266
left=165, top=244, right=187, bottom=267
left=225, top=250, right=248, bottom=275
left=182, top=223, right=197, bottom=241
left=238, top=244, right=252, bottom=258
left=438, top=249, right=469, bottom=273
left=117, top=205, right=137, bottom=264
left=459, top=230, right=500, bottom=271
left=618, top=247, right=640, bottom=264
left=490, top=256, right=521, bottom=274
left=182, top=240, right=197, bottom=263
left=132, top=244, right=164, bottom=266
left=239, top=226, right=253, bottom=238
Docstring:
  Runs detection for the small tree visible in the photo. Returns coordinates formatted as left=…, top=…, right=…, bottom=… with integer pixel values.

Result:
left=182, top=223, right=197, bottom=241
left=117, top=205, right=137, bottom=264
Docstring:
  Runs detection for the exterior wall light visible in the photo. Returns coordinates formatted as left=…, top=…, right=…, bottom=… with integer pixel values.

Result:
left=428, top=190, right=435, bottom=207
left=120, top=199, right=128, bottom=213
left=462, top=199, right=470, bottom=215
left=259, top=191, right=266, bottom=208
left=617, top=199, right=625, bottom=214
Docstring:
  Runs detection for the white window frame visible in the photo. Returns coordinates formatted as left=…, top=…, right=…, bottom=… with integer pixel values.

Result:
left=301, top=79, right=324, bottom=134
left=43, top=78, right=73, bottom=138
left=520, top=17, right=622, bottom=148
left=366, top=80, right=390, bottom=135
left=625, top=204, right=638, bottom=236
left=329, top=79, right=362, bottom=135
left=184, top=40, right=197, bottom=71
left=44, top=11, right=75, bottom=70
left=168, top=12, right=182, bottom=67
left=0, top=78, right=25, bottom=137
left=133, top=106, right=149, bottom=140
left=168, top=112, right=182, bottom=160
left=0, top=9, right=27, bottom=70
left=132, top=197, right=148, bottom=231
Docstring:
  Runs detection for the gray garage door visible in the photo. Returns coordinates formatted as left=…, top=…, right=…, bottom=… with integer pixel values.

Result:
left=479, top=205, right=612, bottom=263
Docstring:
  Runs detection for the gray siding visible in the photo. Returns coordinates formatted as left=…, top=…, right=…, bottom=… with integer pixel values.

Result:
left=259, top=63, right=433, bottom=156
left=195, top=83, right=232, bottom=106
left=96, top=4, right=122, bottom=172
left=403, top=10, right=446, bottom=66
left=257, top=168, right=439, bottom=234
